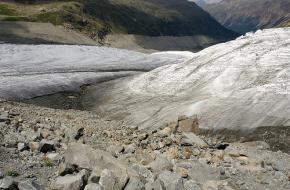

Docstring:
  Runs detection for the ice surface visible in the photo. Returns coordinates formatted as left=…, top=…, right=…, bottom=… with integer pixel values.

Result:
left=0, top=44, right=189, bottom=99
left=86, top=28, right=290, bottom=131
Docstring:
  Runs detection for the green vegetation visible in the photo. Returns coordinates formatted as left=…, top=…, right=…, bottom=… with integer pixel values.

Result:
left=42, top=157, right=53, bottom=167
left=0, top=0, right=238, bottom=40
left=5, top=170, right=20, bottom=177
left=0, top=4, right=17, bottom=16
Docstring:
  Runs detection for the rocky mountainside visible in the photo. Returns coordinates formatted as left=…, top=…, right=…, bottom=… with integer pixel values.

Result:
left=201, top=0, right=290, bottom=33
left=0, top=0, right=238, bottom=51
left=1, top=101, right=290, bottom=190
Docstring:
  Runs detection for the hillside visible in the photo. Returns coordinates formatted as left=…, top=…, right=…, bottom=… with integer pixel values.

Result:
left=202, top=0, right=290, bottom=33
left=0, top=0, right=238, bottom=49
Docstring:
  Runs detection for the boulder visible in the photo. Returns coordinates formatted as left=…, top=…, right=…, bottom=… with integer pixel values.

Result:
left=124, top=177, right=145, bottom=190
left=64, top=143, right=133, bottom=189
left=181, top=133, right=208, bottom=148
left=99, top=169, right=116, bottom=190
left=84, top=183, right=102, bottom=190
left=148, top=154, right=173, bottom=173
left=29, top=142, right=40, bottom=152
left=18, top=142, right=28, bottom=152
left=177, top=115, right=199, bottom=133
left=183, top=180, right=201, bottom=190
left=154, top=171, right=183, bottom=190
left=88, top=169, right=101, bottom=184
left=18, top=180, right=45, bottom=190
left=187, top=161, right=220, bottom=183
left=0, top=177, right=17, bottom=190
left=50, top=169, right=88, bottom=190
left=131, top=164, right=155, bottom=183
left=0, top=112, right=9, bottom=122
left=58, top=163, right=77, bottom=176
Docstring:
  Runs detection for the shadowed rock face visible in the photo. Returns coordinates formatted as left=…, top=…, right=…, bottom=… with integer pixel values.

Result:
left=83, top=28, right=290, bottom=132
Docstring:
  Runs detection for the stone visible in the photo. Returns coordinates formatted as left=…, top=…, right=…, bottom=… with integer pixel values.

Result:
left=29, top=142, right=40, bottom=151
left=177, top=115, right=199, bottom=134
left=124, top=144, right=136, bottom=154
left=18, top=142, right=28, bottom=151
left=131, top=164, right=155, bottom=183
left=155, top=171, right=183, bottom=190
left=65, top=143, right=132, bottom=189
left=187, top=161, right=220, bottom=183
left=166, top=147, right=179, bottom=160
left=0, top=112, right=9, bottom=122
left=40, top=129, right=50, bottom=139
left=88, top=169, right=101, bottom=184
left=47, top=153, right=61, bottom=162
left=145, top=182, right=154, bottom=190
left=181, top=133, right=208, bottom=148
left=18, top=180, right=45, bottom=190
left=183, top=147, right=193, bottom=159
left=58, top=162, right=77, bottom=176
left=124, top=177, right=145, bottom=190
left=0, top=177, right=17, bottom=190
left=84, top=183, right=102, bottom=190
left=39, top=139, right=56, bottom=153
left=148, top=154, right=173, bottom=173
left=99, top=169, right=116, bottom=190
left=50, top=169, right=88, bottom=190
left=158, top=127, right=172, bottom=137
left=107, top=145, right=124, bottom=157
left=183, top=180, right=201, bottom=190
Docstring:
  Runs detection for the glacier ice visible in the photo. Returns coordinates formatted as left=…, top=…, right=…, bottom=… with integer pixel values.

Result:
left=85, top=28, right=290, bottom=131
left=0, top=44, right=190, bottom=100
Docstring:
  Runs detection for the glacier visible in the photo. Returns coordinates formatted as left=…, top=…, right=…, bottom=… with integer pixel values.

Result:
left=0, top=44, right=190, bottom=100
left=84, top=28, right=290, bottom=131
left=1, top=28, right=290, bottom=131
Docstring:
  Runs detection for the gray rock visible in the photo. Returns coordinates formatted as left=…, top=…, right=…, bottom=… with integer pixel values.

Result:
left=183, top=180, right=201, bottom=190
left=88, top=169, right=101, bottom=184
left=18, top=180, right=45, bottom=190
left=124, top=177, right=145, bottom=190
left=124, top=144, right=136, bottom=154
left=50, top=169, right=88, bottom=190
left=145, top=182, right=154, bottom=190
left=84, top=183, right=102, bottom=190
left=18, top=142, right=28, bottom=152
left=58, top=162, right=76, bottom=176
left=65, top=143, right=132, bottom=189
left=155, top=171, right=183, bottom=190
left=107, top=145, right=124, bottom=157
left=39, top=139, right=56, bottom=153
left=187, top=161, right=220, bottom=183
left=0, top=112, right=9, bottom=122
left=177, top=115, right=199, bottom=134
left=99, top=169, right=116, bottom=190
left=181, top=133, right=208, bottom=148
left=132, top=164, right=155, bottom=183
left=0, top=177, right=17, bottom=190
left=149, top=155, right=173, bottom=173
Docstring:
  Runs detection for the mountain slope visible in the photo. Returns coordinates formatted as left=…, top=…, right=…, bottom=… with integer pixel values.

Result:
left=202, top=0, right=290, bottom=33
left=82, top=27, right=290, bottom=132
left=0, top=0, right=238, bottom=45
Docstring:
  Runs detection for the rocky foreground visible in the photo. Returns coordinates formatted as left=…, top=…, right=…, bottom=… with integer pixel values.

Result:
left=0, top=101, right=290, bottom=190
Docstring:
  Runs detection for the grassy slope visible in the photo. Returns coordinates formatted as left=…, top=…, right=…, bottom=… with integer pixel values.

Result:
left=203, top=0, right=290, bottom=33
left=0, top=0, right=238, bottom=41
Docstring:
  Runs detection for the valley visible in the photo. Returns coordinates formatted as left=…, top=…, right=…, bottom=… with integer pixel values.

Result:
left=0, top=0, right=290, bottom=190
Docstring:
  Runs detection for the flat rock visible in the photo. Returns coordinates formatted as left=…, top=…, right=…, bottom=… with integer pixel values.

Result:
left=181, top=133, right=208, bottom=148
left=18, top=180, right=45, bottom=190
left=154, top=171, right=183, bottom=190
left=65, top=143, right=133, bottom=189
left=124, top=177, right=145, bottom=190
left=50, top=169, right=88, bottom=190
